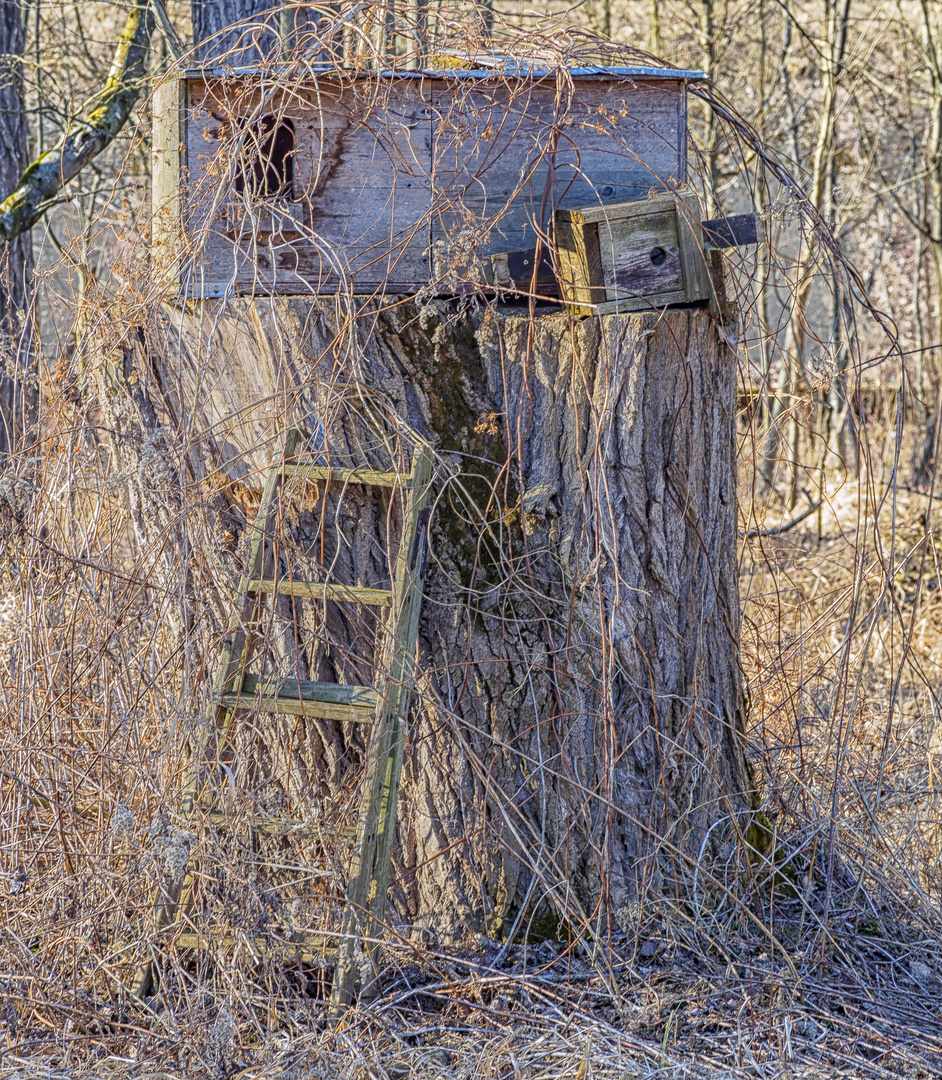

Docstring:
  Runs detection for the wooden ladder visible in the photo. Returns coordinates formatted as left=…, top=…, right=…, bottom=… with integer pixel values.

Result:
left=133, top=428, right=433, bottom=1009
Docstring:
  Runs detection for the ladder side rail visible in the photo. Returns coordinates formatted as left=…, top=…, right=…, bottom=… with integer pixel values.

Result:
left=332, top=445, right=433, bottom=1009
left=356, top=536, right=428, bottom=1003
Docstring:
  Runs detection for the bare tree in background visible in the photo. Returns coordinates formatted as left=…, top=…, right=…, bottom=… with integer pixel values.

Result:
left=0, top=0, right=32, bottom=456
left=193, top=0, right=272, bottom=60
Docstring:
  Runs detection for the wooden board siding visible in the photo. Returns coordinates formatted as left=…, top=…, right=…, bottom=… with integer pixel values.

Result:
left=292, top=81, right=432, bottom=289
left=161, top=71, right=693, bottom=298
left=430, top=78, right=687, bottom=284
left=601, top=204, right=684, bottom=304
left=182, top=77, right=432, bottom=296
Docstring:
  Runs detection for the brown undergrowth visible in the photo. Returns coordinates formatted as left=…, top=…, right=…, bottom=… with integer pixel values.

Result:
left=1, top=6, right=941, bottom=1076
left=1, top=418, right=941, bottom=1078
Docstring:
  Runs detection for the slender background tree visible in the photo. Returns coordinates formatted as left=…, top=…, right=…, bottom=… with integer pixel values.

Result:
left=0, top=0, right=32, bottom=456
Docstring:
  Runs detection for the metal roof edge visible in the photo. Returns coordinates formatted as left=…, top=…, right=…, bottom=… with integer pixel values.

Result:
left=178, top=64, right=709, bottom=82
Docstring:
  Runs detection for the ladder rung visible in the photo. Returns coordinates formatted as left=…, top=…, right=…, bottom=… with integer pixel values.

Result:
left=282, top=463, right=409, bottom=487
left=202, top=810, right=356, bottom=840
left=171, top=930, right=337, bottom=966
left=221, top=676, right=377, bottom=721
left=219, top=693, right=375, bottom=721
left=247, top=578, right=392, bottom=607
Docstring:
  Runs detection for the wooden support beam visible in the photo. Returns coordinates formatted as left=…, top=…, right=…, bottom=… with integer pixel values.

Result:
left=247, top=578, right=392, bottom=607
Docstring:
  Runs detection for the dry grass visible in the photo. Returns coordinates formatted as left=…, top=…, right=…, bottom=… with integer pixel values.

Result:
left=2, top=6, right=942, bottom=1076
left=1, top=946, right=940, bottom=1077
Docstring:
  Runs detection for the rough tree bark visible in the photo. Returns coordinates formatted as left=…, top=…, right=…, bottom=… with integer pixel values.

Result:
left=192, top=0, right=359, bottom=69
left=163, top=297, right=756, bottom=945
left=0, top=0, right=34, bottom=455
left=193, top=0, right=281, bottom=63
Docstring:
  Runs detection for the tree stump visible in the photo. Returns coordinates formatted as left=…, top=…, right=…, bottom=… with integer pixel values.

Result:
left=164, top=297, right=754, bottom=946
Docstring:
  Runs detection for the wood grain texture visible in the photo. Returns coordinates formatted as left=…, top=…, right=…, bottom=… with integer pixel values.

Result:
left=678, top=191, right=714, bottom=305
left=557, top=191, right=714, bottom=314
left=161, top=73, right=688, bottom=297
left=183, top=77, right=432, bottom=296
left=555, top=218, right=606, bottom=310
left=248, top=577, right=393, bottom=606
left=431, top=77, right=686, bottom=277
left=152, top=75, right=184, bottom=285
left=238, top=673, right=378, bottom=708
left=606, top=208, right=682, bottom=297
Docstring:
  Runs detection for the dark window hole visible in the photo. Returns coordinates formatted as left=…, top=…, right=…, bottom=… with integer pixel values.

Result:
left=650, top=247, right=666, bottom=266
left=235, top=115, right=295, bottom=199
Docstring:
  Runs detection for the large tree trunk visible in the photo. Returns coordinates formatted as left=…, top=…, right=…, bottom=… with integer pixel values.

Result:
left=193, top=0, right=312, bottom=64
left=161, top=297, right=754, bottom=946
left=0, top=0, right=34, bottom=456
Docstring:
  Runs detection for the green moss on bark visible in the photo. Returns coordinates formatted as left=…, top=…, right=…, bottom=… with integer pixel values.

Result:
left=375, top=301, right=518, bottom=596
left=0, top=2, right=153, bottom=243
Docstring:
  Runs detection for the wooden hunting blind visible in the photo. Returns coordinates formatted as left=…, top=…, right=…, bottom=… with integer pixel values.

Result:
left=141, top=60, right=769, bottom=1009
left=152, top=64, right=711, bottom=299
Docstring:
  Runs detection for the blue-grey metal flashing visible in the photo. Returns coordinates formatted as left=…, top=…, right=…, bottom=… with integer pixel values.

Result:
left=180, top=65, right=710, bottom=82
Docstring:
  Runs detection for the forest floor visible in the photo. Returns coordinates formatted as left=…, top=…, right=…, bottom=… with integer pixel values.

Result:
left=1, top=938, right=940, bottom=1079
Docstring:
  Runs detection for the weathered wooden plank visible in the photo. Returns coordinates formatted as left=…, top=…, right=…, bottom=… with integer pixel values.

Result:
left=222, top=672, right=378, bottom=719
left=485, top=246, right=558, bottom=297
left=556, top=217, right=606, bottom=311
left=430, top=78, right=687, bottom=278
left=218, top=201, right=307, bottom=239
left=604, top=207, right=683, bottom=300
left=676, top=192, right=713, bottom=307
left=239, top=673, right=378, bottom=707
left=292, top=79, right=432, bottom=286
left=172, top=930, right=337, bottom=965
left=219, top=692, right=376, bottom=721
left=282, top=462, right=408, bottom=486
left=701, top=212, right=759, bottom=250
left=151, top=75, right=185, bottom=283
left=247, top=577, right=392, bottom=606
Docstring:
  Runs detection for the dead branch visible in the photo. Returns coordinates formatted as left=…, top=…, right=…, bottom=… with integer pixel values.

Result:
left=0, top=0, right=153, bottom=243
